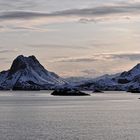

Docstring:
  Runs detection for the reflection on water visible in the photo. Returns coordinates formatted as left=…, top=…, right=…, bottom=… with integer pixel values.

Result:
left=0, top=91, right=140, bottom=140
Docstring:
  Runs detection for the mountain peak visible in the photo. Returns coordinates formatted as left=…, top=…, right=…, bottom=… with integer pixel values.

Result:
left=8, top=55, right=40, bottom=75
left=0, top=55, right=65, bottom=90
left=28, top=55, right=38, bottom=61
left=16, top=55, right=37, bottom=62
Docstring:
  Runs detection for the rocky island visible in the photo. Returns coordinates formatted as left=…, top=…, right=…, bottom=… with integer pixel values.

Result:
left=51, top=88, right=90, bottom=96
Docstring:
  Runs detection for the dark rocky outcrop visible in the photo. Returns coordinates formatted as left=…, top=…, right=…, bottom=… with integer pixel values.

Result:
left=93, top=88, right=104, bottom=93
left=51, top=88, right=90, bottom=96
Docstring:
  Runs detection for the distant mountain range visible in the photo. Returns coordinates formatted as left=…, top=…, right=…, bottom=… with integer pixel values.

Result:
left=71, top=64, right=140, bottom=92
left=0, top=55, right=140, bottom=91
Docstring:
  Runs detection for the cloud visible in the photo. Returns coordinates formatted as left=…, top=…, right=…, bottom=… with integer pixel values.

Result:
left=78, top=16, right=131, bottom=24
left=0, top=11, right=49, bottom=20
left=0, top=25, right=50, bottom=32
left=0, top=25, right=4, bottom=28
left=0, top=0, right=38, bottom=10
left=51, top=52, right=140, bottom=63
left=111, top=53, right=140, bottom=61
left=28, top=43, right=90, bottom=50
left=0, top=57, right=8, bottom=61
left=101, top=53, right=140, bottom=61
left=0, top=1, right=140, bottom=31
left=0, top=2, right=140, bottom=20
left=0, top=2, right=140, bottom=21
left=0, top=49, right=17, bottom=53
left=51, top=3, right=140, bottom=17
left=82, top=69, right=104, bottom=76
left=51, top=57, right=97, bottom=63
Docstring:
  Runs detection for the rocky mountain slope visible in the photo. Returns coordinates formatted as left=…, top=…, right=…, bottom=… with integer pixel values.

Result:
left=0, top=55, right=66, bottom=90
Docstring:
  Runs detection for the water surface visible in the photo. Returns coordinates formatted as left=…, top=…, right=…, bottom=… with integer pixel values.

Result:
left=0, top=91, right=140, bottom=140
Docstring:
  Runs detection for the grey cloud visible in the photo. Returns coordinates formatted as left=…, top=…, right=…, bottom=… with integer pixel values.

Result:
left=78, top=16, right=131, bottom=24
left=82, top=69, right=103, bottom=76
left=7, top=26, right=39, bottom=31
left=58, top=58, right=97, bottom=63
left=0, top=57, right=13, bottom=64
left=52, top=53, right=140, bottom=63
left=78, top=18, right=98, bottom=24
left=92, top=53, right=140, bottom=61
left=0, top=57, right=8, bottom=60
left=52, top=57, right=98, bottom=63
left=10, top=26, right=32, bottom=30
left=100, top=53, right=140, bottom=61
left=0, top=0, right=38, bottom=10
left=0, top=57, right=11, bottom=63
left=0, top=25, right=4, bottom=28
left=28, top=44, right=90, bottom=50
left=49, top=2, right=140, bottom=17
left=111, top=53, right=140, bottom=61
left=0, top=2, right=140, bottom=20
left=0, top=11, right=49, bottom=20
left=0, top=49, right=17, bottom=53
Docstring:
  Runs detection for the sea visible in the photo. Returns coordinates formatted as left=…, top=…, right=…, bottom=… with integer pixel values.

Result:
left=0, top=91, right=140, bottom=140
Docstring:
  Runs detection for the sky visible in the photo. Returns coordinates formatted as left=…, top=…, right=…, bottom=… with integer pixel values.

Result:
left=0, top=0, right=140, bottom=77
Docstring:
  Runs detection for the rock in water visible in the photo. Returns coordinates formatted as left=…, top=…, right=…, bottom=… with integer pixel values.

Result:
left=127, top=88, right=140, bottom=93
left=51, top=88, right=90, bottom=96
left=93, top=88, right=104, bottom=93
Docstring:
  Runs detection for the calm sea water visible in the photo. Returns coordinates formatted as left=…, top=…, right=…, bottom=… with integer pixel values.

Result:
left=0, top=91, right=140, bottom=140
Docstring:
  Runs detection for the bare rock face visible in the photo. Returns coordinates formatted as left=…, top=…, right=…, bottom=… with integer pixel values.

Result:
left=0, top=55, right=66, bottom=90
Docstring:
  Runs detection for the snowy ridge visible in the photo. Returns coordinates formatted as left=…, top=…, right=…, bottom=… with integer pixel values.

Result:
left=70, top=64, right=140, bottom=91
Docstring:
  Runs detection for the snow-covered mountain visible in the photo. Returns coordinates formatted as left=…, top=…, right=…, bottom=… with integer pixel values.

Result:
left=1, top=55, right=140, bottom=91
left=72, top=64, right=140, bottom=91
left=73, top=75, right=117, bottom=90
left=0, top=55, right=66, bottom=90
left=113, top=63, right=140, bottom=91
left=115, top=64, right=140, bottom=83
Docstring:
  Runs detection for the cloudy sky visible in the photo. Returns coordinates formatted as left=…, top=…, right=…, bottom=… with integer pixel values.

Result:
left=0, top=0, right=140, bottom=77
